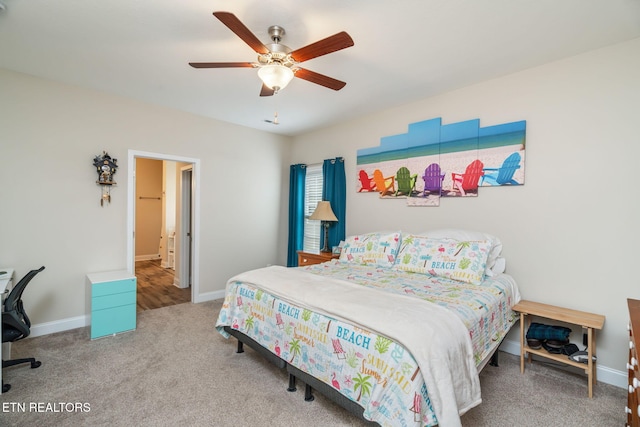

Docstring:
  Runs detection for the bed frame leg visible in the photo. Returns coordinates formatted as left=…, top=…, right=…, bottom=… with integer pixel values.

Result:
left=287, top=374, right=297, bottom=392
left=304, top=384, right=315, bottom=402
left=489, top=350, right=499, bottom=367
left=236, top=340, right=244, bottom=354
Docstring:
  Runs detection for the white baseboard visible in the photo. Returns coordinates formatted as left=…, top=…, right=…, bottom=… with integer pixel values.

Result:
left=135, top=254, right=161, bottom=261
left=173, top=277, right=188, bottom=289
left=29, top=314, right=89, bottom=338
left=498, top=337, right=521, bottom=356
left=193, top=290, right=225, bottom=304
left=499, top=337, right=627, bottom=389
left=27, top=292, right=224, bottom=337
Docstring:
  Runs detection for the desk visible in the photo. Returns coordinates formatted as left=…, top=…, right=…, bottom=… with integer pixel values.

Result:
left=0, top=268, right=15, bottom=394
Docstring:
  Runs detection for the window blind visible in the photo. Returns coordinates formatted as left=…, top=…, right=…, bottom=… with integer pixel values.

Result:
left=303, top=164, right=323, bottom=253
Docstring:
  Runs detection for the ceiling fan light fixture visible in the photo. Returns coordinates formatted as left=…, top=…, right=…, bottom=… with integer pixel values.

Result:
left=189, top=13, right=353, bottom=96
left=258, top=64, right=294, bottom=93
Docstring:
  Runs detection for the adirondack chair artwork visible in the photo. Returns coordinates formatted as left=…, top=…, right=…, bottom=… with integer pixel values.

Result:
left=422, top=163, right=445, bottom=197
left=395, top=167, right=417, bottom=197
left=357, top=169, right=376, bottom=192
left=356, top=117, right=526, bottom=206
left=480, top=152, right=521, bottom=186
left=451, top=159, right=484, bottom=196
left=373, top=169, right=395, bottom=197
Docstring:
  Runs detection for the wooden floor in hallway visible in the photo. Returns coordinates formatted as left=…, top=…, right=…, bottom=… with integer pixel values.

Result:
left=135, top=259, right=191, bottom=312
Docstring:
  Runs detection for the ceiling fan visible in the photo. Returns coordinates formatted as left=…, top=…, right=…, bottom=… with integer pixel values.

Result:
left=189, top=11, right=354, bottom=96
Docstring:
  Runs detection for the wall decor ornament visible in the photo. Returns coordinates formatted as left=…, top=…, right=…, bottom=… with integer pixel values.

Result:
left=92, top=151, right=118, bottom=206
left=356, top=117, right=526, bottom=207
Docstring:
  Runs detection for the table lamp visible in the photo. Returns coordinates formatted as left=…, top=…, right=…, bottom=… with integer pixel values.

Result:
left=309, top=201, right=338, bottom=253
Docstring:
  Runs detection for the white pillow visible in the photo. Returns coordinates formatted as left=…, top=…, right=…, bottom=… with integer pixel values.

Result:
left=486, top=256, right=506, bottom=276
left=422, top=229, right=503, bottom=274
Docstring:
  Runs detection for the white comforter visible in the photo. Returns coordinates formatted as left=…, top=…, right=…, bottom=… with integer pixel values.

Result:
left=229, top=265, right=481, bottom=427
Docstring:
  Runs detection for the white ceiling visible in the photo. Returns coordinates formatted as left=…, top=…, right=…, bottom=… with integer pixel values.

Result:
left=1, top=0, right=639, bottom=136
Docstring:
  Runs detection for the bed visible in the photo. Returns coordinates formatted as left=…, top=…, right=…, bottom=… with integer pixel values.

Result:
left=215, top=229, right=520, bottom=427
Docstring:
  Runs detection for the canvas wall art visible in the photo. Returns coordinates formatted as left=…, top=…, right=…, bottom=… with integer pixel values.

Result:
left=356, top=117, right=526, bottom=207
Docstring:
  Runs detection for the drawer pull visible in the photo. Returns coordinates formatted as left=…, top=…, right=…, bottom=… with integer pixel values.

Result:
left=630, top=384, right=635, bottom=393
left=631, top=340, right=635, bottom=350
left=626, top=406, right=632, bottom=414
left=634, top=378, right=640, bottom=388
left=632, top=357, right=638, bottom=367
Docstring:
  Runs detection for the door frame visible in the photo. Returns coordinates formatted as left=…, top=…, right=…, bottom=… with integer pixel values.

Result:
left=178, top=165, right=193, bottom=289
left=126, top=150, right=201, bottom=303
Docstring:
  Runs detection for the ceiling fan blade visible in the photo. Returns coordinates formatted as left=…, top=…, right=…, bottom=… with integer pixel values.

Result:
left=189, top=62, right=256, bottom=69
left=294, top=68, right=347, bottom=91
left=213, top=11, right=270, bottom=54
left=290, top=32, right=354, bottom=63
left=259, top=83, right=275, bottom=97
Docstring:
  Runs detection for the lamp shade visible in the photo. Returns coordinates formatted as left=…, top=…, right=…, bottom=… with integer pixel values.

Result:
left=258, top=64, right=294, bottom=92
left=309, top=201, right=338, bottom=222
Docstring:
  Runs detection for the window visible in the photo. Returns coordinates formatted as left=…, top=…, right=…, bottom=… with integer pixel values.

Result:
left=303, top=164, right=323, bottom=253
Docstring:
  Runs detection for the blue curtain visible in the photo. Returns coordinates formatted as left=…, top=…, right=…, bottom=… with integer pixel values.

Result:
left=287, top=164, right=306, bottom=267
left=322, top=157, right=346, bottom=251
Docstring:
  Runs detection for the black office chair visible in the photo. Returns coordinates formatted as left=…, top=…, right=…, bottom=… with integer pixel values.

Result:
left=2, top=266, right=45, bottom=393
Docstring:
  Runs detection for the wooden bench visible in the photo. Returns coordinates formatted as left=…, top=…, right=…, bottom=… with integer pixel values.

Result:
left=512, top=300, right=605, bottom=398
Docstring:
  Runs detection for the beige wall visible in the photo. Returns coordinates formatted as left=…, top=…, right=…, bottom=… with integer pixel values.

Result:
left=0, top=68, right=292, bottom=325
left=160, top=160, right=177, bottom=268
left=135, top=158, right=163, bottom=258
left=287, top=38, right=640, bottom=384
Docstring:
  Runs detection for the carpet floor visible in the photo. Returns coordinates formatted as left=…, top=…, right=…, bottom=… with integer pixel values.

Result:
left=0, top=299, right=626, bottom=426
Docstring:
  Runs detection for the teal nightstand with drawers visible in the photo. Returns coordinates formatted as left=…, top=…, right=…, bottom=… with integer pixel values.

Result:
left=87, top=270, right=137, bottom=340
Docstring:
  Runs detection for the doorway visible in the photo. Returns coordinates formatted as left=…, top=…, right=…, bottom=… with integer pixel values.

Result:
left=179, top=166, right=193, bottom=290
left=126, top=150, right=201, bottom=309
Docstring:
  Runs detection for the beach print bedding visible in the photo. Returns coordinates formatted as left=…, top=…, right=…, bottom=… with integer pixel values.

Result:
left=215, top=261, right=519, bottom=427
left=302, top=261, right=520, bottom=367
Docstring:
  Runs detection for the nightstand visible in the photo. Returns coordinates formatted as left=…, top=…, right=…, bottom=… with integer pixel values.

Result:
left=297, top=250, right=338, bottom=266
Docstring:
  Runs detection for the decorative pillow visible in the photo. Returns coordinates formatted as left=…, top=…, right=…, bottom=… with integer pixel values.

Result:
left=394, top=235, right=492, bottom=284
left=339, top=232, right=401, bottom=267
left=422, top=229, right=503, bottom=275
